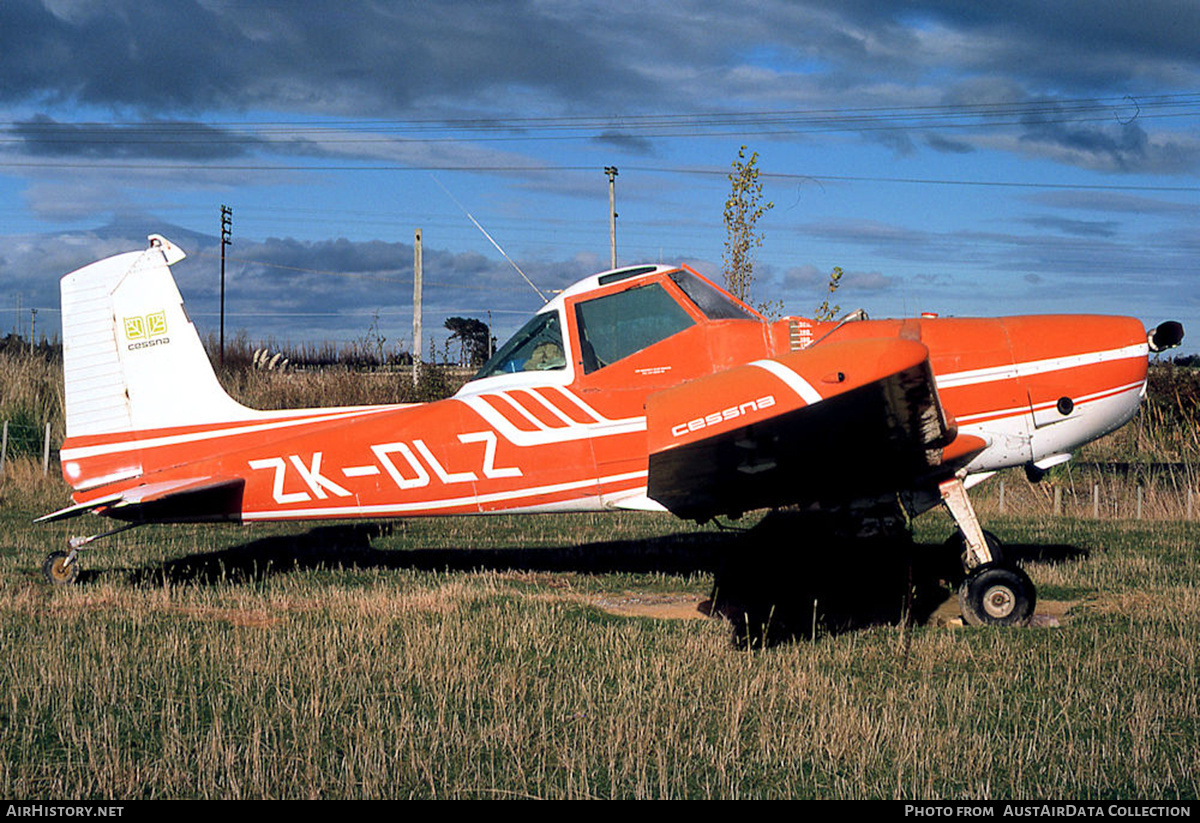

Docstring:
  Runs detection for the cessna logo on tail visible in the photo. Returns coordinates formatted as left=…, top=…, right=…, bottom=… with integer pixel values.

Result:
left=124, top=311, right=170, bottom=350
left=671, top=395, right=776, bottom=438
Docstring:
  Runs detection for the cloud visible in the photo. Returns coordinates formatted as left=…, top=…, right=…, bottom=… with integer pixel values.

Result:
left=782, top=262, right=893, bottom=297
left=0, top=0, right=1196, bottom=205
left=1019, top=216, right=1120, bottom=238
left=1014, top=116, right=1200, bottom=174
left=11, top=115, right=258, bottom=160
left=0, top=221, right=582, bottom=345
left=794, top=218, right=948, bottom=263
left=592, top=131, right=656, bottom=155
left=841, top=269, right=893, bottom=291
left=0, top=0, right=656, bottom=116
left=894, top=1, right=1200, bottom=89
left=1025, top=190, right=1200, bottom=218
left=924, top=134, right=974, bottom=154
left=784, top=263, right=824, bottom=289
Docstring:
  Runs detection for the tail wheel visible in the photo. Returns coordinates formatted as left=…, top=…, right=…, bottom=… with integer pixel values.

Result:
left=959, top=564, right=1035, bottom=627
left=42, top=551, right=80, bottom=586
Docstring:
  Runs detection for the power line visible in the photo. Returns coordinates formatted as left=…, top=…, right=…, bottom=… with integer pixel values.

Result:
left=631, top=167, right=1200, bottom=194
left=1, top=158, right=1195, bottom=193
left=4, top=93, right=1197, bottom=141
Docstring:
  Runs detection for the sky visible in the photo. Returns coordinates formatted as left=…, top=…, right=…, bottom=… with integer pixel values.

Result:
left=2, top=0, right=1198, bottom=358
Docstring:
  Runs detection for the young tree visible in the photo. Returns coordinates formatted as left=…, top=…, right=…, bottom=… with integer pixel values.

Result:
left=814, top=266, right=843, bottom=321
left=722, top=146, right=774, bottom=306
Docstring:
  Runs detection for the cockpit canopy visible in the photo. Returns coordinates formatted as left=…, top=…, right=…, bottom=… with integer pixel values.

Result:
left=474, top=311, right=566, bottom=378
left=473, top=265, right=761, bottom=381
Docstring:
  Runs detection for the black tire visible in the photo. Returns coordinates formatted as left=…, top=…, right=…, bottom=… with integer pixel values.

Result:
left=42, top=551, right=80, bottom=586
left=958, top=564, right=1036, bottom=627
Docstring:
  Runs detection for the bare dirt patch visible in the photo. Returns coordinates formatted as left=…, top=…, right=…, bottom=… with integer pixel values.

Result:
left=173, top=605, right=282, bottom=628
left=586, top=591, right=708, bottom=620
left=928, top=597, right=1079, bottom=628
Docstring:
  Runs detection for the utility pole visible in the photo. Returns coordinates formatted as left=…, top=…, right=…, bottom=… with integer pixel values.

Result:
left=219, top=205, right=233, bottom=367
left=605, top=166, right=618, bottom=269
left=413, top=228, right=423, bottom=387
left=29, top=308, right=36, bottom=355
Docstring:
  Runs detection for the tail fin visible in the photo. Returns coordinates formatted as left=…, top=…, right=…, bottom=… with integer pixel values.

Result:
left=61, top=235, right=256, bottom=440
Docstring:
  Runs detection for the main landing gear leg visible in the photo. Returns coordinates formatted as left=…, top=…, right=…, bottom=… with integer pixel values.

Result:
left=938, top=474, right=1036, bottom=627
left=42, top=523, right=142, bottom=586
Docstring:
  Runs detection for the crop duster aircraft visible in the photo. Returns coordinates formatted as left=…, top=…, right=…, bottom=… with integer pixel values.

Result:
left=38, top=235, right=1184, bottom=626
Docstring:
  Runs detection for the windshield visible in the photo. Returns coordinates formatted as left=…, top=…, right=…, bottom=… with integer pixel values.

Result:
left=669, top=270, right=760, bottom=321
left=574, top=283, right=695, bottom=373
left=474, top=311, right=566, bottom=379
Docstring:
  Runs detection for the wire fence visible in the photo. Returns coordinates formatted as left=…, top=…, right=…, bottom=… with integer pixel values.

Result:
left=0, top=419, right=54, bottom=478
left=973, top=463, right=1200, bottom=521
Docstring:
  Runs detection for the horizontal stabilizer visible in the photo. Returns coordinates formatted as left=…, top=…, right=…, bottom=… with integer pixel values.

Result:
left=35, top=493, right=126, bottom=523
left=37, top=476, right=245, bottom=524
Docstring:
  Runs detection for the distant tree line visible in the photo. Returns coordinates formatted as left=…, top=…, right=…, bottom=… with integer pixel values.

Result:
left=0, top=333, right=59, bottom=361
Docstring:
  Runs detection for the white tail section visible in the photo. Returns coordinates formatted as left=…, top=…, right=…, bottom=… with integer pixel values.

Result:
left=61, top=235, right=260, bottom=439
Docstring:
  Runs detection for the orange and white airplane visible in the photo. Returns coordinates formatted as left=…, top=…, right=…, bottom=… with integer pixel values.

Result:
left=39, top=235, right=1183, bottom=626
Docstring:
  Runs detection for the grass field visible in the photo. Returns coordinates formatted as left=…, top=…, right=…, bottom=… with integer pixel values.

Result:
left=2, top=472, right=1198, bottom=799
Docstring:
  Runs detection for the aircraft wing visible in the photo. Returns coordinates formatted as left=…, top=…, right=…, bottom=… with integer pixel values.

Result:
left=646, top=337, right=985, bottom=520
left=36, top=476, right=245, bottom=524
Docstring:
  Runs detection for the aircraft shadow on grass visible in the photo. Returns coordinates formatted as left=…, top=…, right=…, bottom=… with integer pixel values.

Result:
left=103, top=514, right=1088, bottom=645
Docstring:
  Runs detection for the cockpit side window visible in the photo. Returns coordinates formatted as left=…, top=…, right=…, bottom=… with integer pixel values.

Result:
left=574, top=283, right=695, bottom=374
left=668, top=270, right=761, bottom=321
left=474, top=311, right=566, bottom=378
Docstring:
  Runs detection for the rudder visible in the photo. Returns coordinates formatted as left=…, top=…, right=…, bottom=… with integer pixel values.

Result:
left=61, top=234, right=257, bottom=441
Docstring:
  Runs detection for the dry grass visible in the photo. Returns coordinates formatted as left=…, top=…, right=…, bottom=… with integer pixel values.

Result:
left=1, top=500, right=1198, bottom=799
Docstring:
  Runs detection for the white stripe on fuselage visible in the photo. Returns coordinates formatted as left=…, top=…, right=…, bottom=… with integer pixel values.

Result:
left=459, top=391, right=645, bottom=447
left=934, top=343, right=1147, bottom=391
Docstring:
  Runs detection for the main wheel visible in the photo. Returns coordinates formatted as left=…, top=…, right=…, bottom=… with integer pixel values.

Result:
left=958, top=564, right=1035, bottom=627
left=42, top=551, right=80, bottom=586
left=940, top=529, right=1004, bottom=585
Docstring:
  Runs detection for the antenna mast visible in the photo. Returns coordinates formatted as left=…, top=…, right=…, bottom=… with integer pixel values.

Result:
left=430, top=176, right=546, bottom=303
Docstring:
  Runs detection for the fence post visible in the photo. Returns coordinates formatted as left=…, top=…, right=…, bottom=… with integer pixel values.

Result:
left=1093, top=484, right=1100, bottom=519
left=0, top=420, right=7, bottom=478
left=1053, top=485, right=1063, bottom=516
left=42, top=422, right=51, bottom=475
left=1188, top=488, right=1194, bottom=521
left=1136, top=486, right=1144, bottom=520
left=998, top=480, right=1005, bottom=514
